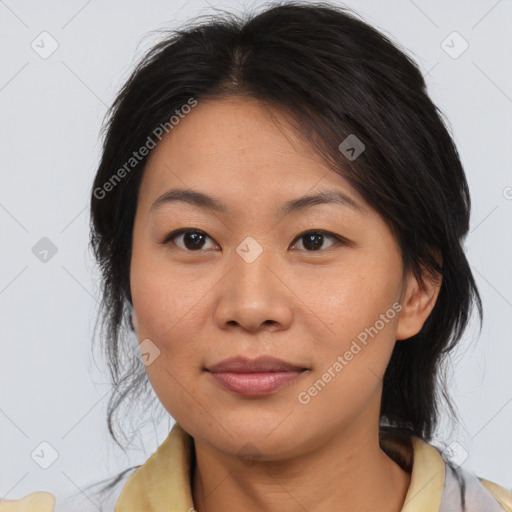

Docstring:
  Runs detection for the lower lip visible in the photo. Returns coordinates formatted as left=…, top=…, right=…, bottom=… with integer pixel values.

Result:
left=208, top=371, right=305, bottom=396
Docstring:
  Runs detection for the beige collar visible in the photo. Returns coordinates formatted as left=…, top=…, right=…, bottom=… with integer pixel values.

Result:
left=115, top=422, right=446, bottom=512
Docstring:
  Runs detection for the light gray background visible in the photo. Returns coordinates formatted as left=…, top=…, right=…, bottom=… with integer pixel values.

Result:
left=1, top=0, right=511, bottom=503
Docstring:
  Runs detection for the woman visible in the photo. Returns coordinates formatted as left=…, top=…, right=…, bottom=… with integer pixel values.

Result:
left=3, top=2, right=511, bottom=511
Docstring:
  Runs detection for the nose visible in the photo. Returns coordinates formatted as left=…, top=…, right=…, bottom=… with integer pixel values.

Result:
left=213, top=243, right=294, bottom=333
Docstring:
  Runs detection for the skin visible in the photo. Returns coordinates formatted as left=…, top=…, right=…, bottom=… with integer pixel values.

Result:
left=130, top=96, right=442, bottom=512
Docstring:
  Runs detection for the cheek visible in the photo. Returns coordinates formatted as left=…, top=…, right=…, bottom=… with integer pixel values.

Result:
left=298, top=289, right=400, bottom=424
left=307, top=260, right=401, bottom=336
left=129, top=255, right=207, bottom=395
left=303, top=256, right=403, bottom=391
left=130, top=264, right=206, bottom=418
left=130, top=243, right=203, bottom=338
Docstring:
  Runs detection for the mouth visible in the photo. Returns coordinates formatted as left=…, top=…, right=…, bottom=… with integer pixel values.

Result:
left=205, top=356, right=309, bottom=396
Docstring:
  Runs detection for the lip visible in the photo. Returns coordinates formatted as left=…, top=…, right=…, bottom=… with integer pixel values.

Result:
left=206, top=355, right=308, bottom=373
left=205, top=356, right=309, bottom=396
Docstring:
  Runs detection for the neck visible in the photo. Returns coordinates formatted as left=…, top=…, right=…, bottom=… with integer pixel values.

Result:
left=191, top=423, right=411, bottom=512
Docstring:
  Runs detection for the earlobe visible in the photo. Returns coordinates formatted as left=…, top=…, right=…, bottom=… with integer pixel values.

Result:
left=395, top=265, right=442, bottom=341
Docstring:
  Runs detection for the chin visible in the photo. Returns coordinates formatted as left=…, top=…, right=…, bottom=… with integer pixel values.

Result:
left=202, top=424, right=304, bottom=460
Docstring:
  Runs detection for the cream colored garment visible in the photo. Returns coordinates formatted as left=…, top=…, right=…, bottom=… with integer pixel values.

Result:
left=0, top=491, right=55, bottom=512
left=2, top=422, right=511, bottom=511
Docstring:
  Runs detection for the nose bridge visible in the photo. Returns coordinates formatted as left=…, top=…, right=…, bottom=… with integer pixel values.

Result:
left=231, top=234, right=278, bottom=297
left=213, top=234, right=293, bottom=332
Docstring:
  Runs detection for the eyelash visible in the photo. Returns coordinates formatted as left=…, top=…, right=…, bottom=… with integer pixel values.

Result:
left=158, top=228, right=349, bottom=252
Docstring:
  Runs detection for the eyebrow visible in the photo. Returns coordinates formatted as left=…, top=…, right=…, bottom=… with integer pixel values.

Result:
left=150, top=187, right=366, bottom=215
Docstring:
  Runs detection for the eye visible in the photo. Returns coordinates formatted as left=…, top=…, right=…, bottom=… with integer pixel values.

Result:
left=159, top=229, right=219, bottom=251
left=290, top=230, right=344, bottom=251
left=159, top=228, right=347, bottom=252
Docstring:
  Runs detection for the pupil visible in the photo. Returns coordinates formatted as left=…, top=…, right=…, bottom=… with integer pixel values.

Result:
left=304, top=233, right=323, bottom=251
left=184, top=232, right=205, bottom=250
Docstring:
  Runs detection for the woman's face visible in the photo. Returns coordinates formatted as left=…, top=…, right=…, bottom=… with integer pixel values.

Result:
left=130, top=96, right=436, bottom=459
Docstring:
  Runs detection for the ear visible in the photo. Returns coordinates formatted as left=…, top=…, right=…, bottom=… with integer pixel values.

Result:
left=395, top=258, right=443, bottom=341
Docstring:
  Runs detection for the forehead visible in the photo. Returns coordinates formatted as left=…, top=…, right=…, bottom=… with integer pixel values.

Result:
left=138, top=96, right=368, bottom=215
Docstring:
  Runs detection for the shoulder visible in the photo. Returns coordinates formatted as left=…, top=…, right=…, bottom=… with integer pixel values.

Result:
left=53, top=468, right=137, bottom=512
left=440, top=460, right=512, bottom=512
left=0, top=492, right=55, bottom=511
left=0, top=468, right=137, bottom=512
left=479, top=477, right=512, bottom=512
left=387, top=431, right=511, bottom=512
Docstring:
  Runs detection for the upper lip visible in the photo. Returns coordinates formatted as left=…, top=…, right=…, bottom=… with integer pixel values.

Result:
left=206, top=356, right=308, bottom=373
